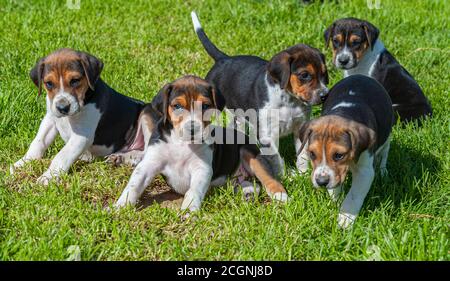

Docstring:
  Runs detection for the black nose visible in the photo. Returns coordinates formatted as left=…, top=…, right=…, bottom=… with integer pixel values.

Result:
left=338, top=56, right=350, bottom=65
left=320, top=89, right=329, bottom=101
left=56, top=104, right=70, bottom=114
left=316, top=175, right=330, bottom=187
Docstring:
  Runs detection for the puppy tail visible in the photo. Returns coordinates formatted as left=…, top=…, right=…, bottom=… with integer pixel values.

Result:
left=191, top=11, right=228, bottom=61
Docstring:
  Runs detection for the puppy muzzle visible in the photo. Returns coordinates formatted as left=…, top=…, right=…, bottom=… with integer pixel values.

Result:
left=52, top=93, right=80, bottom=117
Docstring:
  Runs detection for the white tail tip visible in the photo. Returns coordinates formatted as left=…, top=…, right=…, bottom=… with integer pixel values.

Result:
left=191, top=11, right=201, bottom=31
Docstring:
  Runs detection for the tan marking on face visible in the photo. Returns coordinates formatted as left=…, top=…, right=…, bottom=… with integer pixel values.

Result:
left=354, top=41, right=369, bottom=61
left=288, top=64, right=318, bottom=102
left=41, top=50, right=90, bottom=103
left=331, top=33, right=345, bottom=62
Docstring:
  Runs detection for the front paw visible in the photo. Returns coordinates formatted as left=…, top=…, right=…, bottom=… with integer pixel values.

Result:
left=10, top=158, right=26, bottom=174
left=337, top=212, right=356, bottom=229
left=270, top=192, right=289, bottom=203
left=37, top=174, right=52, bottom=186
left=105, top=154, right=124, bottom=167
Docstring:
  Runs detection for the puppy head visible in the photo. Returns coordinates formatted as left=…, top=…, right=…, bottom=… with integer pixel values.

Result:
left=324, top=18, right=380, bottom=70
left=267, top=44, right=329, bottom=105
left=155, top=75, right=225, bottom=142
left=298, top=116, right=376, bottom=189
left=30, top=48, right=103, bottom=117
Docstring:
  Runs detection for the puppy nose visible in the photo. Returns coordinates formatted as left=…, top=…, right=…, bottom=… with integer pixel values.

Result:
left=56, top=104, right=70, bottom=114
left=338, top=56, right=350, bottom=65
left=320, top=88, right=329, bottom=101
left=316, top=175, right=330, bottom=187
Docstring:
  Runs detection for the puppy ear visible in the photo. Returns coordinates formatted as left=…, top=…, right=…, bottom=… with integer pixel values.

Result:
left=297, top=120, right=315, bottom=156
left=152, top=83, right=172, bottom=124
left=347, top=122, right=376, bottom=160
left=30, top=57, right=46, bottom=96
left=324, top=23, right=335, bottom=49
left=267, top=51, right=292, bottom=90
left=362, top=21, right=380, bottom=50
left=211, top=86, right=226, bottom=111
left=78, top=51, right=104, bottom=90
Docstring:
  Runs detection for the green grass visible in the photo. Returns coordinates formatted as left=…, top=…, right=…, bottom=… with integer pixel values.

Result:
left=0, top=0, right=449, bottom=260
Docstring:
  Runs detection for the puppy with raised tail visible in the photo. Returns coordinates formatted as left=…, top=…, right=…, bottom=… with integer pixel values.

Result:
left=113, top=76, right=288, bottom=213
left=11, top=48, right=145, bottom=184
left=191, top=11, right=329, bottom=175
left=298, top=75, right=394, bottom=228
left=324, top=18, right=432, bottom=123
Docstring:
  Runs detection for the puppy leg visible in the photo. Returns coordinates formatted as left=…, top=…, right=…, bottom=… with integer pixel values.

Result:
left=327, top=185, right=343, bottom=202
left=241, top=148, right=288, bottom=202
left=294, top=127, right=310, bottom=174
left=114, top=148, right=164, bottom=208
left=181, top=163, right=213, bottom=212
left=11, top=114, right=58, bottom=174
left=37, top=134, right=93, bottom=185
left=338, top=151, right=375, bottom=229
left=239, top=180, right=261, bottom=201
left=377, top=138, right=390, bottom=177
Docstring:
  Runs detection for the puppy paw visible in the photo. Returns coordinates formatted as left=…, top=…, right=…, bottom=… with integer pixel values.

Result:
left=337, top=212, right=356, bottom=229
left=36, top=174, right=52, bottom=186
left=270, top=192, right=289, bottom=203
left=10, top=158, right=26, bottom=174
left=105, top=154, right=124, bottom=166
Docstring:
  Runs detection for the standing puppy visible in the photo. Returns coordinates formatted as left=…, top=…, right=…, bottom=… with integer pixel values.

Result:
left=11, top=48, right=145, bottom=184
left=324, top=18, right=432, bottom=123
left=191, top=12, right=329, bottom=175
left=113, top=76, right=288, bottom=212
left=298, top=75, right=394, bottom=228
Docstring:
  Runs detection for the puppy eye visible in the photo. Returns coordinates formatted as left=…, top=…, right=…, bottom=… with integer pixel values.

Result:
left=70, top=78, right=80, bottom=87
left=309, top=151, right=316, bottom=160
left=298, top=72, right=312, bottom=81
left=332, top=38, right=340, bottom=46
left=352, top=40, right=361, bottom=46
left=202, top=104, right=210, bottom=110
left=173, top=104, right=184, bottom=110
left=44, top=81, right=54, bottom=89
left=333, top=153, right=345, bottom=161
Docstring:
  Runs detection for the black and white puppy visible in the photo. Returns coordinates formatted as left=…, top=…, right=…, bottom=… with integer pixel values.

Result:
left=324, top=18, right=432, bottom=123
left=191, top=12, right=329, bottom=175
left=298, top=75, right=394, bottom=228
left=11, top=48, right=145, bottom=184
left=113, top=76, right=288, bottom=212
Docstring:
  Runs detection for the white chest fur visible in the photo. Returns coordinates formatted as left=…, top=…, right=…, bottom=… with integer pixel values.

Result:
left=262, top=76, right=310, bottom=138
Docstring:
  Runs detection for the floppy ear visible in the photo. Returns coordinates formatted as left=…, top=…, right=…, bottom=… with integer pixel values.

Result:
left=30, top=57, right=46, bottom=96
left=297, top=120, right=315, bottom=156
left=267, top=51, right=291, bottom=90
left=324, top=23, right=335, bottom=48
left=78, top=51, right=104, bottom=90
left=347, top=122, right=376, bottom=160
left=211, top=86, right=226, bottom=111
left=151, top=83, right=172, bottom=124
left=362, top=21, right=380, bottom=50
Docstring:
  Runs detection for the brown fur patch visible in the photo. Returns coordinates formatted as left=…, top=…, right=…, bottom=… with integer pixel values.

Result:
left=288, top=64, right=319, bottom=102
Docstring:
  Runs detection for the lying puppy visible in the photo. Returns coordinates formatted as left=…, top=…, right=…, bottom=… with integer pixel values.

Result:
left=324, top=18, right=432, bottom=123
left=113, top=76, right=288, bottom=211
left=298, top=75, right=394, bottom=228
left=191, top=12, right=329, bottom=175
left=11, top=48, right=145, bottom=184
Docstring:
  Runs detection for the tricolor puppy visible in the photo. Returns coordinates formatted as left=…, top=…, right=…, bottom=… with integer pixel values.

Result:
left=11, top=48, right=145, bottom=184
left=191, top=11, right=329, bottom=175
left=324, top=18, right=432, bottom=123
left=113, top=76, right=288, bottom=212
left=298, top=75, right=394, bottom=228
